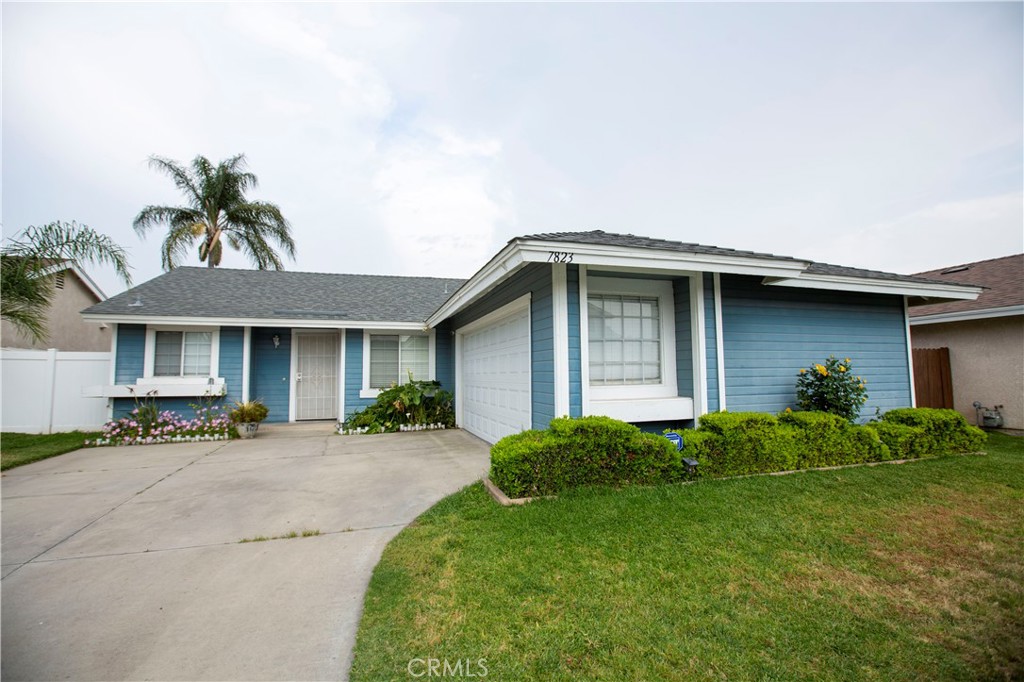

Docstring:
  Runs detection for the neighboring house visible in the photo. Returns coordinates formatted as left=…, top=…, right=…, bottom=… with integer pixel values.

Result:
left=909, top=254, right=1023, bottom=430
left=1, top=261, right=109, bottom=351
left=81, top=231, right=980, bottom=443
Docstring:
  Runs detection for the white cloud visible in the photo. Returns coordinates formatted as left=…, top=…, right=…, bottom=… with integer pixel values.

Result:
left=373, top=130, right=514, bottom=277
left=815, top=193, right=1023, bottom=274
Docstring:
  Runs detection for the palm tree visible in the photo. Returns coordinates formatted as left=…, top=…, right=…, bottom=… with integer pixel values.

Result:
left=1, top=221, right=132, bottom=342
left=133, top=154, right=296, bottom=270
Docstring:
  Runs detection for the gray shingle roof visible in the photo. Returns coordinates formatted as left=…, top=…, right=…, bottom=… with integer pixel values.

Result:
left=83, top=267, right=466, bottom=323
left=517, top=230, right=962, bottom=286
left=909, top=254, right=1023, bottom=317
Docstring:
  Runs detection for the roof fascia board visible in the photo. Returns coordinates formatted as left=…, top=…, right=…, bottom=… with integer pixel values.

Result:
left=517, top=240, right=809, bottom=277
left=762, top=274, right=982, bottom=300
left=37, top=260, right=107, bottom=300
left=909, top=305, right=1024, bottom=326
left=79, top=313, right=426, bottom=330
left=426, top=243, right=526, bottom=326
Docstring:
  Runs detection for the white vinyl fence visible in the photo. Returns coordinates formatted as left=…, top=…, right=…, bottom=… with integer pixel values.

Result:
left=1, top=349, right=111, bottom=433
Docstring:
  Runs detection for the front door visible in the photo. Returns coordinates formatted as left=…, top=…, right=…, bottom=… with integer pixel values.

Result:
left=295, top=333, right=339, bottom=420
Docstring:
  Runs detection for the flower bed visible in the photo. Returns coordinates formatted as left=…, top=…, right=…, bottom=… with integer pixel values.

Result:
left=87, top=405, right=234, bottom=447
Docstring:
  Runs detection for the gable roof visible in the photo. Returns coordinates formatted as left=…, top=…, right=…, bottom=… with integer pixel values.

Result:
left=909, top=253, right=1023, bottom=323
left=428, top=230, right=983, bottom=325
left=82, top=267, right=465, bottom=327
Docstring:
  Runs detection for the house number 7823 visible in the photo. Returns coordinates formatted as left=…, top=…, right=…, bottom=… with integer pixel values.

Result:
left=547, top=251, right=574, bottom=263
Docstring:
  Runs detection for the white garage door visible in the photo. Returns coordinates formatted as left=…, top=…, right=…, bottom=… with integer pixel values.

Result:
left=458, top=301, right=532, bottom=444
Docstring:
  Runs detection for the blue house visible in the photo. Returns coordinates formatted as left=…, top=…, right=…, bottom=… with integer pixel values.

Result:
left=81, top=231, right=980, bottom=443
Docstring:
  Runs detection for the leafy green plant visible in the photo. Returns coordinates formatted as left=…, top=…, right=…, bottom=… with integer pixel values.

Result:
left=230, top=399, right=269, bottom=424
left=343, top=379, right=455, bottom=434
left=795, top=355, right=868, bottom=422
left=490, top=416, right=682, bottom=498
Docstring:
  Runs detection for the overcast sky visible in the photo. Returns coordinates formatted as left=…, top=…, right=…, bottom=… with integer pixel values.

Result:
left=3, top=2, right=1021, bottom=296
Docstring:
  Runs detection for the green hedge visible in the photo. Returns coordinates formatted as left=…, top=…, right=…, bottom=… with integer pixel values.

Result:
left=490, top=416, right=681, bottom=498
left=688, top=408, right=986, bottom=479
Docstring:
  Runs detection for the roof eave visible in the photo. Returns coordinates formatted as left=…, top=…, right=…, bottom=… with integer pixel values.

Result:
left=427, top=238, right=811, bottom=326
left=79, top=312, right=428, bottom=331
left=909, top=304, right=1024, bottom=326
left=763, top=273, right=983, bottom=300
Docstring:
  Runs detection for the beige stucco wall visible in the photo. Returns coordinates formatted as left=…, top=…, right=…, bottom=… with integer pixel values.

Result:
left=911, top=315, right=1024, bottom=429
left=0, top=273, right=110, bottom=352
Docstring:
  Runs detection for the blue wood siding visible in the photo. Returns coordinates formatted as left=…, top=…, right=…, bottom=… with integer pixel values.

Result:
left=114, top=324, right=146, bottom=384
left=449, top=263, right=554, bottom=430
left=219, top=327, right=244, bottom=406
left=673, top=278, right=694, bottom=398
left=250, top=327, right=291, bottom=423
left=343, top=329, right=375, bottom=419
left=113, top=397, right=224, bottom=420
left=567, top=265, right=583, bottom=418
left=434, top=322, right=455, bottom=396
left=720, top=274, right=911, bottom=418
left=704, top=273, right=720, bottom=413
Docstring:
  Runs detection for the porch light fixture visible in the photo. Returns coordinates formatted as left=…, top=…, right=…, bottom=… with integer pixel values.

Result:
left=272, top=334, right=281, bottom=349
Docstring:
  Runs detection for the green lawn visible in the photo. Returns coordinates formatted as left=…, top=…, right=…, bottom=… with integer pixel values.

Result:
left=351, top=433, right=1024, bottom=681
left=1, top=431, right=98, bottom=471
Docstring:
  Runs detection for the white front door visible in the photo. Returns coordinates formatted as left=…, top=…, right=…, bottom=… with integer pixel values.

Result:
left=458, top=299, right=532, bottom=444
left=295, top=333, right=339, bottom=420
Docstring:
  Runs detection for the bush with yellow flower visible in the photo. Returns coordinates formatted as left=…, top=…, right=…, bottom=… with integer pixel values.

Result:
left=795, top=355, right=867, bottom=422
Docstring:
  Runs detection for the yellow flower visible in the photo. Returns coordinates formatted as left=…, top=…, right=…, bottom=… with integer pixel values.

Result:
left=839, top=366, right=846, bottom=373
left=815, top=364, right=828, bottom=376
left=799, top=368, right=806, bottom=374
left=844, top=358, right=851, bottom=364
left=785, top=407, right=793, bottom=413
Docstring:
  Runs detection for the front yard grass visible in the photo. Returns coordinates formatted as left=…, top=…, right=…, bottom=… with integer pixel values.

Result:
left=351, top=433, right=1024, bottom=681
left=1, top=431, right=98, bottom=471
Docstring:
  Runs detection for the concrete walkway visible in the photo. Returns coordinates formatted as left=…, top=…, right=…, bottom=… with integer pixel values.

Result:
left=1, top=425, right=490, bottom=681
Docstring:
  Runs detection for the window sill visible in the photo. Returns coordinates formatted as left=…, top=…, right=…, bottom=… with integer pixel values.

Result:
left=588, top=396, right=694, bottom=422
left=360, top=388, right=383, bottom=400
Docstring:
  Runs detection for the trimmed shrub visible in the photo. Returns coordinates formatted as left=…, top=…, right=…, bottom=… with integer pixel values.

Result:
left=866, top=421, right=929, bottom=459
left=779, top=410, right=890, bottom=467
left=489, top=416, right=681, bottom=498
left=695, top=412, right=800, bottom=477
left=878, top=408, right=986, bottom=455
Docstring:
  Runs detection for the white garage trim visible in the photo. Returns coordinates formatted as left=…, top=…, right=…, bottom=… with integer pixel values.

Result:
left=551, top=264, right=570, bottom=418
left=455, top=293, right=532, bottom=443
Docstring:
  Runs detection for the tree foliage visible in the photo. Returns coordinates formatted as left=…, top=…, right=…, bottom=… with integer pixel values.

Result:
left=1, top=221, right=132, bottom=341
left=133, top=154, right=296, bottom=270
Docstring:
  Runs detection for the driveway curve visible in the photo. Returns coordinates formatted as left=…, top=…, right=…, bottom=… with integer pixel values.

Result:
left=1, top=425, right=489, bottom=681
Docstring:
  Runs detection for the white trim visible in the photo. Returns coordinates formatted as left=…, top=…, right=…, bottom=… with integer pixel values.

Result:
left=585, top=276, right=678, bottom=404
left=87, top=379, right=227, bottom=399
left=143, top=325, right=220, bottom=379
left=762, top=273, right=982, bottom=300
left=241, top=326, right=252, bottom=402
left=81, top=313, right=427, bottom=330
left=691, top=273, right=708, bottom=419
left=359, top=328, right=434, bottom=399
left=518, top=240, right=809, bottom=277
left=904, top=298, right=916, bottom=408
left=579, top=265, right=590, bottom=415
left=454, top=293, right=533, bottom=437
left=713, top=272, right=727, bottom=412
left=909, top=305, right=1024, bottom=326
left=38, top=260, right=107, bottom=301
left=427, top=243, right=527, bottom=326
left=106, top=323, right=118, bottom=419
left=288, top=330, right=298, bottom=422
left=551, top=263, right=570, bottom=417
left=590, top=397, right=695, bottom=422
left=338, top=329, right=346, bottom=422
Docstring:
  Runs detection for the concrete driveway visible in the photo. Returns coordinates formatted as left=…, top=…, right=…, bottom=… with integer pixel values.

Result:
left=1, top=425, right=489, bottom=681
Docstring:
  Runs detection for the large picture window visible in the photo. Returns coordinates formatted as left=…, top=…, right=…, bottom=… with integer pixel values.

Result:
left=368, top=334, right=429, bottom=388
left=154, top=331, right=212, bottom=377
left=588, top=295, right=661, bottom=385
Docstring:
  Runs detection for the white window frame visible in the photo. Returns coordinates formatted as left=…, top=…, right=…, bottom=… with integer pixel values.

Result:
left=585, top=277, right=678, bottom=401
left=360, top=329, right=435, bottom=399
left=142, top=326, right=221, bottom=382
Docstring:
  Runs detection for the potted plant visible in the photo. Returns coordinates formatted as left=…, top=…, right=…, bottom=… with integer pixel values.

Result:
left=230, top=400, right=269, bottom=438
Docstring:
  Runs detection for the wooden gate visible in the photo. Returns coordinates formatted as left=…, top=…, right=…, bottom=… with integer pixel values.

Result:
left=913, top=347, right=953, bottom=409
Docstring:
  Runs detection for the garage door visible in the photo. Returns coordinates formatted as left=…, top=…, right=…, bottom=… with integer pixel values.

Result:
left=459, top=302, right=531, bottom=444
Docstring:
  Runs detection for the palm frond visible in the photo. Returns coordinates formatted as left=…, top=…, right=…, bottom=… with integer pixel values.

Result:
left=162, top=220, right=201, bottom=270
left=4, top=221, right=132, bottom=285
left=147, top=156, right=202, bottom=208
left=0, top=255, right=53, bottom=341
